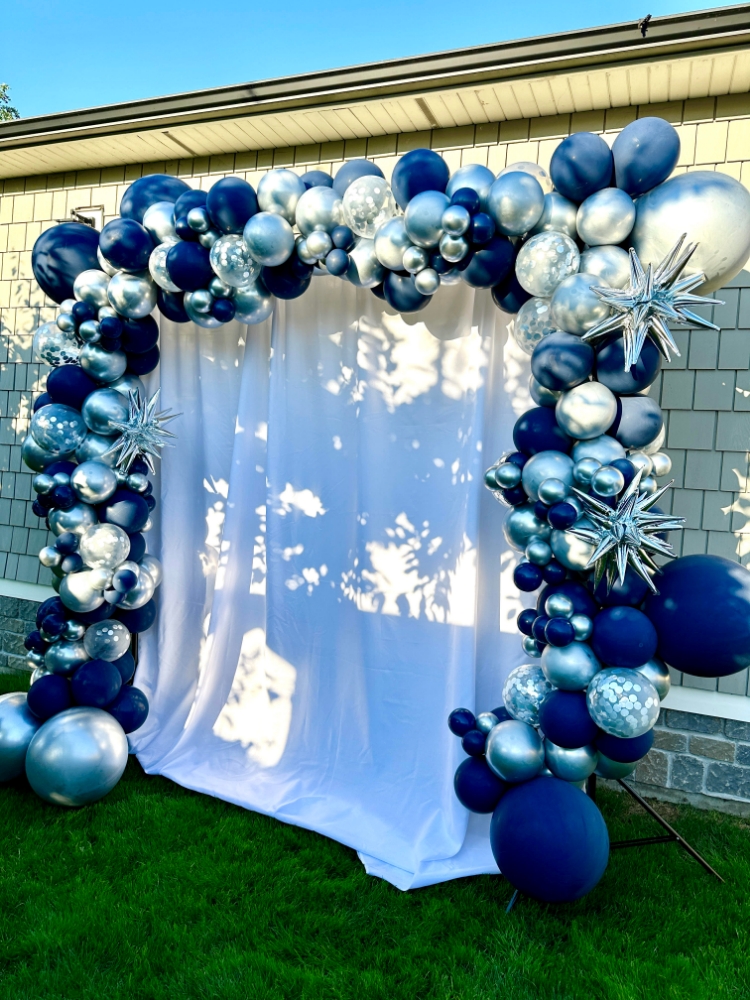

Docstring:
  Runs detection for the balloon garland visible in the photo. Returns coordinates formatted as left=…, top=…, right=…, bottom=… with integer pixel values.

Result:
left=1, top=115, right=750, bottom=832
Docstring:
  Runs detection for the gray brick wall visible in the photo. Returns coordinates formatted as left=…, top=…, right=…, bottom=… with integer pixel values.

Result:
left=0, top=594, right=37, bottom=674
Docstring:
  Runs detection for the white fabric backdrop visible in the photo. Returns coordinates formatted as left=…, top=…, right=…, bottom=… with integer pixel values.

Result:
left=130, top=279, right=532, bottom=890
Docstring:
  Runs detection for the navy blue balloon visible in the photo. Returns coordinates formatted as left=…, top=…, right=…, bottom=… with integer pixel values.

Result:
left=595, top=335, right=661, bottom=395
left=101, top=489, right=150, bottom=533
left=469, top=212, right=495, bottom=245
left=613, top=117, right=681, bottom=196
left=597, top=729, right=654, bottom=763
left=120, top=174, right=190, bottom=223
left=99, top=218, right=154, bottom=272
left=262, top=257, right=313, bottom=300
left=127, top=532, right=147, bottom=563
left=206, top=177, right=258, bottom=234
left=550, top=132, right=614, bottom=203
left=27, top=674, right=72, bottom=721
left=610, top=458, right=637, bottom=489
left=37, top=596, right=67, bottom=627
left=331, top=225, right=355, bottom=251
left=644, top=555, right=750, bottom=677
left=542, top=560, right=567, bottom=585
left=539, top=690, right=599, bottom=749
left=532, top=615, right=550, bottom=644
left=448, top=707, right=476, bottom=736
left=211, top=298, right=236, bottom=323
left=41, top=613, right=66, bottom=638
left=325, top=249, right=349, bottom=276
left=531, top=332, right=595, bottom=392
left=100, top=316, right=123, bottom=340
left=301, top=170, right=333, bottom=190
left=46, top=365, right=98, bottom=410
left=127, top=345, right=160, bottom=376
left=545, top=617, right=575, bottom=647
left=107, top=686, right=149, bottom=734
left=382, top=272, right=430, bottom=313
left=460, top=236, right=515, bottom=289
left=332, top=159, right=384, bottom=198
left=592, top=565, right=650, bottom=608
left=592, top=606, right=658, bottom=668
left=157, top=289, right=190, bottom=323
left=72, top=301, right=97, bottom=325
left=461, top=729, right=487, bottom=757
left=613, top=395, right=663, bottom=450
left=391, top=149, right=450, bottom=210
left=166, top=242, right=213, bottom=292
left=450, top=188, right=481, bottom=214
left=490, top=776, right=609, bottom=902
left=51, top=485, right=76, bottom=510
left=490, top=706, right=513, bottom=723
left=25, top=630, right=47, bottom=654
left=506, top=452, right=528, bottom=468
left=547, top=502, right=578, bottom=530
left=113, top=650, right=136, bottom=684
left=116, top=598, right=157, bottom=634
left=173, top=190, right=207, bottom=242
left=501, top=486, right=527, bottom=506
left=454, top=757, right=506, bottom=813
left=514, top=562, right=544, bottom=592
left=491, top=273, right=531, bottom=314
left=33, top=393, right=52, bottom=412
left=539, top=581, right=598, bottom=619
left=71, top=659, right=122, bottom=708
left=76, top=603, right=115, bottom=625
left=517, top=608, right=537, bottom=636
left=534, top=499, right=550, bottom=519
left=46, top=460, right=77, bottom=478
left=32, top=223, right=101, bottom=304
left=121, top=317, right=158, bottom=354
left=513, top=406, right=572, bottom=455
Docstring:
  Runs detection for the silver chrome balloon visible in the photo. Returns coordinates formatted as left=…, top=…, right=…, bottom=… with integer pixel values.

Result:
left=515, top=232, right=579, bottom=298
left=572, top=435, right=626, bottom=466
left=44, top=640, right=89, bottom=676
left=109, top=374, right=146, bottom=400
left=591, top=465, right=625, bottom=497
left=502, top=664, right=553, bottom=726
left=33, top=473, right=55, bottom=494
left=306, top=231, right=333, bottom=260
left=57, top=312, right=76, bottom=333
left=529, top=191, right=578, bottom=240
left=627, top=451, right=653, bottom=477
left=570, top=614, right=593, bottom=642
left=139, top=553, right=163, bottom=588
left=445, top=164, right=495, bottom=209
left=70, top=461, right=118, bottom=505
left=97, top=246, right=120, bottom=277
left=485, top=720, right=545, bottom=782
left=188, top=288, right=213, bottom=314
left=31, top=404, right=87, bottom=456
left=545, top=593, right=574, bottom=619
left=487, top=172, right=545, bottom=237
left=635, top=657, right=671, bottom=701
left=117, top=567, right=155, bottom=609
left=346, top=239, right=385, bottom=288
left=374, top=218, right=413, bottom=271
left=530, top=376, right=561, bottom=408
left=74, top=269, right=110, bottom=309
left=545, top=741, right=598, bottom=782
left=63, top=620, right=86, bottom=642
left=537, top=477, right=569, bottom=505
left=495, top=463, right=522, bottom=489
left=59, top=570, right=105, bottom=613
left=184, top=292, right=222, bottom=328
left=650, top=452, right=672, bottom=478
left=522, top=635, right=542, bottom=658
left=503, top=504, right=551, bottom=551
left=295, top=186, right=342, bottom=236
left=210, top=234, right=261, bottom=288
left=343, top=175, right=396, bottom=238
left=441, top=204, right=471, bottom=236
left=404, top=191, right=450, bottom=248
left=577, top=188, right=636, bottom=247
left=550, top=520, right=597, bottom=571
left=573, top=458, right=601, bottom=486
left=49, top=503, right=99, bottom=538
left=439, top=234, right=469, bottom=263
left=0, top=693, right=41, bottom=781
left=33, top=322, right=80, bottom=367
left=208, top=276, right=235, bottom=299
left=521, top=451, right=574, bottom=502
left=243, top=212, right=295, bottom=267
left=39, top=546, right=62, bottom=568
left=107, top=270, right=157, bottom=319
left=76, top=433, right=119, bottom=468
left=475, top=711, right=500, bottom=734
left=142, top=201, right=178, bottom=244
left=595, top=752, right=637, bottom=779
left=498, top=161, right=553, bottom=194
left=512, top=297, right=557, bottom=355
left=579, top=245, right=631, bottom=290
left=25, top=708, right=128, bottom=807
left=79, top=344, right=128, bottom=383
left=234, top=280, right=275, bottom=325
left=555, top=382, right=617, bottom=441
left=83, top=620, right=131, bottom=661
left=127, top=472, right=149, bottom=492
left=82, top=389, right=130, bottom=436
left=187, top=206, right=211, bottom=233
left=541, top=640, right=601, bottom=691
left=414, top=268, right=440, bottom=295
left=22, top=436, right=60, bottom=472
left=198, top=230, right=220, bottom=249
left=403, top=246, right=429, bottom=274
left=257, top=169, right=306, bottom=223
left=79, top=524, right=131, bottom=570
left=78, top=319, right=101, bottom=344
left=550, top=273, right=611, bottom=335
left=587, top=667, right=660, bottom=738
left=526, top=538, right=552, bottom=565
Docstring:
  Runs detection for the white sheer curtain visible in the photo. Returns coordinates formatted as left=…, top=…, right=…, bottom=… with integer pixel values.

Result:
left=130, top=278, right=531, bottom=889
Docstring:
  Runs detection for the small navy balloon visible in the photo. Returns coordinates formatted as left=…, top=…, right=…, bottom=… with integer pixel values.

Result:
left=513, top=406, right=572, bottom=455
left=539, top=690, right=600, bottom=749
left=612, top=117, right=681, bottom=196
left=391, top=149, right=450, bottom=210
left=550, top=132, right=613, bottom=203
left=454, top=758, right=506, bottom=813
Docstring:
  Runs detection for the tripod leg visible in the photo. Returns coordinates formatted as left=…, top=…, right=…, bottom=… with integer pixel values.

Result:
left=506, top=889, right=520, bottom=913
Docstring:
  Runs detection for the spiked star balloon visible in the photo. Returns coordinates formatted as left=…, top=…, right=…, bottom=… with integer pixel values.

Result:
left=105, top=389, right=179, bottom=473
left=567, top=469, right=684, bottom=593
left=581, top=236, right=723, bottom=370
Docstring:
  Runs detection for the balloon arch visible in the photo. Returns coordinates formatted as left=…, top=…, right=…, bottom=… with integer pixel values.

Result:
left=2, top=115, right=750, bottom=901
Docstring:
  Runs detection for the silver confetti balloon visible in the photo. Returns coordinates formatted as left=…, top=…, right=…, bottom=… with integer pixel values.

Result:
left=44, top=640, right=89, bottom=676
left=404, top=191, right=450, bottom=248
left=579, top=245, right=631, bottom=290
left=295, top=186, right=343, bottom=236
left=243, top=212, right=295, bottom=267
left=233, top=280, right=275, bottom=325
left=257, top=169, right=306, bottom=223
left=595, top=752, right=637, bottom=779
left=635, top=657, right=671, bottom=701
left=515, top=232, right=579, bottom=298
left=529, top=191, right=579, bottom=240
left=555, top=382, right=617, bottom=440
left=441, top=204, right=471, bottom=237
left=550, top=520, right=598, bottom=571
left=82, top=389, right=130, bottom=436
left=572, top=435, right=626, bottom=466
left=485, top=720, right=545, bottom=782
left=139, top=553, right=163, bottom=588
left=498, top=161, right=553, bottom=194
left=76, top=433, right=119, bottom=468
left=487, top=171, right=545, bottom=236
left=512, top=297, right=558, bottom=355
left=83, top=620, right=131, bottom=661
left=33, top=322, right=80, bottom=367
left=59, top=570, right=105, bottom=613
left=346, top=239, right=385, bottom=288
left=343, top=175, right=396, bottom=238
left=184, top=292, right=222, bottom=328
left=25, top=708, right=128, bottom=807
left=0, top=693, right=41, bottom=781
left=79, top=344, right=128, bottom=383
left=550, top=273, right=611, bottom=335
left=545, top=741, right=598, bottom=782
left=97, top=246, right=120, bottom=277
left=142, top=201, right=178, bottom=244
left=502, top=664, right=553, bottom=726
left=23, top=435, right=60, bottom=472
left=148, top=240, right=180, bottom=292
left=49, top=503, right=98, bottom=538
left=374, top=218, right=413, bottom=271
left=521, top=451, right=574, bottom=502
left=587, top=668, right=660, bottom=738
left=503, top=504, right=551, bottom=551
left=445, top=164, right=495, bottom=209
left=31, top=404, right=87, bottom=456
left=541, top=641, right=601, bottom=691
left=74, top=269, right=110, bottom=309
left=576, top=188, right=636, bottom=247
left=209, top=234, right=261, bottom=288
left=79, top=523, right=131, bottom=570
left=107, top=270, right=157, bottom=319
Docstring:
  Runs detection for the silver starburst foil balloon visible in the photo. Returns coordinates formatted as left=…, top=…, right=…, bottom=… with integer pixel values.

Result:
left=502, top=664, right=553, bottom=726
left=587, top=667, right=660, bottom=738
left=105, top=388, right=179, bottom=474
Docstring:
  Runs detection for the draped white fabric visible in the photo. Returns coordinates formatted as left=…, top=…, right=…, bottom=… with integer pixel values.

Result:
left=130, top=279, right=531, bottom=890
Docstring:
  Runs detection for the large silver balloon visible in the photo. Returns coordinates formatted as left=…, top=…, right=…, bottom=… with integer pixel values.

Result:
left=109, top=373, right=146, bottom=400
left=107, top=270, right=157, bottom=319
left=184, top=292, right=222, bottom=328
left=512, top=297, right=557, bottom=354
left=79, top=523, right=131, bottom=570
left=630, top=170, right=750, bottom=293
left=31, top=404, right=87, bottom=456
left=550, top=273, right=611, bottom=335
left=76, top=433, right=119, bottom=468
left=139, top=553, right=163, bottom=588
left=498, top=161, right=553, bottom=194
left=550, top=520, right=597, bottom=571
left=503, top=504, right=551, bottom=551
left=83, top=620, right=131, bottom=661
left=0, top=693, right=41, bottom=781
left=59, top=570, right=105, bottom=613
left=74, top=269, right=110, bottom=309
left=79, top=344, right=128, bottom=383
left=22, top=435, right=60, bottom=472
left=295, top=186, right=343, bottom=236
left=555, top=382, right=617, bottom=441
left=33, top=321, right=80, bottom=367
left=148, top=240, right=180, bottom=292
left=485, top=720, right=545, bottom=782
left=595, top=752, right=637, bottom=779
left=404, top=191, right=450, bottom=248
left=25, top=708, right=128, bottom=807
left=49, top=503, right=98, bottom=537
left=257, top=169, right=306, bottom=223
left=487, top=172, right=545, bottom=236
left=572, top=435, right=626, bottom=466
left=374, top=218, right=413, bottom=271
left=515, top=232, right=579, bottom=298
left=243, top=212, right=295, bottom=267
left=234, top=280, right=275, bottom=325
left=82, top=388, right=130, bottom=436
left=635, top=657, right=671, bottom=701
left=343, top=175, right=396, bottom=238
left=576, top=188, right=635, bottom=246
left=117, top=567, right=155, bottom=609
left=142, top=201, right=178, bottom=244
left=445, top=164, right=495, bottom=210
left=530, top=191, right=578, bottom=240
left=346, top=239, right=385, bottom=288
left=502, top=664, right=553, bottom=726
left=545, top=741, right=598, bottom=782
left=521, top=450, right=574, bottom=502
left=209, top=234, right=261, bottom=288
left=579, top=245, right=631, bottom=290
left=44, top=640, right=89, bottom=676
left=587, top=667, right=660, bottom=738
left=541, top=641, right=601, bottom=690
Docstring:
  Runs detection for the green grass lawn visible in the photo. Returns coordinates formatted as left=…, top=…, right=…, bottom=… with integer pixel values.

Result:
left=1, top=671, right=749, bottom=1000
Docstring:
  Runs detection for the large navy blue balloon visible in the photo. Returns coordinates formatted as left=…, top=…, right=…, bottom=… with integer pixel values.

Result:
left=301, top=170, right=333, bottom=190
left=173, top=190, right=207, bottom=242
left=595, top=335, right=661, bottom=395
left=531, top=332, right=594, bottom=391
left=490, top=776, right=609, bottom=902
left=206, top=177, right=258, bottom=234
left=116, top=598, right=157, bottom=633
left=390, top=149, right=450, bottom=210
left=127, top=345, right=160, bottom=376
left=107, top=685, right=149, bottom=733
left=513, top=406, right=572, bottom=455
left=550, top=132, right=613, bottom=203
left=460, top=237, right=515, bottom=289
left=612, top=395, right=663, bottom=450
left=166, top=242, right=213, bottom=292
left=32, top=223, right=101, bottom=304
left=454, top=757, right=506, bottom=813
left=46, top=365, right=98, bottom=410
left=332, top=159, right=384, bottom=198
left=99, top=218, right=154, bottom=271
left=71, top=659, right=122, bottom=708
left=596, top=729, right=654, bottom=763
left=491, top=273, right=531, bottom=314
left=120, top=174, right=190, bottom=223
left=112, top=650, right=136, bottom=684
left=27, top=674, right=72, bottom=720
left=613, top=117, right=681, bottom=196
left=539, top=690, right=599, bottom=749
left=383, top=272, right=430, bottom=313
left=101, top=489, right=150, bottom=533
left=644, top=555, right=750, bottom=677
left=262, top=256, right=313, bottom=300
left=592, top=606, right=658, bottom=668
left=121, top=316, right=159, bottom=354
left=592, top=566, right=651, bottom=608
left=157, top=289, right=190, bottom=323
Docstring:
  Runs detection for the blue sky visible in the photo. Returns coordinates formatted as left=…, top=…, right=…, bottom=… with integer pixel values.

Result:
left=1, top=0, right=741, bottom=119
